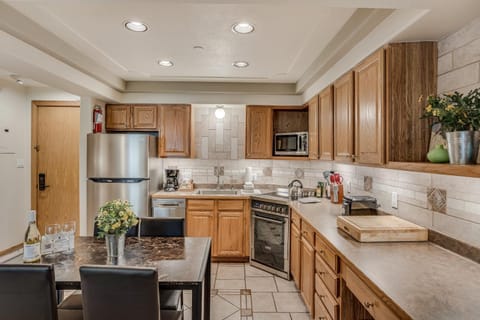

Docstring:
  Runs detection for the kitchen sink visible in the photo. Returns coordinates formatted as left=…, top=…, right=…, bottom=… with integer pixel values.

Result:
left=195, top=189, right=239, bottom=195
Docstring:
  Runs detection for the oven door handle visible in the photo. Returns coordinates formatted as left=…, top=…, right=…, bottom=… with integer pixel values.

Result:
left=253, top=215, right=285, bottom=225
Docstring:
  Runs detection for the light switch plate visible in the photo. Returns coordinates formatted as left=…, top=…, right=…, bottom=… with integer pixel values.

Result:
left=392, top=191, right=398, bottom=209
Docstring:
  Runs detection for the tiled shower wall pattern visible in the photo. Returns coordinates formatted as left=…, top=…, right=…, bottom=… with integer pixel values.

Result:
left=192, top=104, right=246, bottom=160
left=333, top=163, right=480, bottom=248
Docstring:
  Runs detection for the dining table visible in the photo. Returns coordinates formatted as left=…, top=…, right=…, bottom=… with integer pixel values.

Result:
left=7, top=236, right=211, bottom=320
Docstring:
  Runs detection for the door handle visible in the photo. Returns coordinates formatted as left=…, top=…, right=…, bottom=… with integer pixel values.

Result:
left=39, top=173, right=50, bottom=191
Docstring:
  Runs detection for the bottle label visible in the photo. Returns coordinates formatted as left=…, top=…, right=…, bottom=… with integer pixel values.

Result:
left=23, top=243, right=40, bottom=262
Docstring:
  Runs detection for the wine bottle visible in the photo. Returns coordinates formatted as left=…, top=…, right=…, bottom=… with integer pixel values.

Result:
left=23, top=210, right=41, bottom=263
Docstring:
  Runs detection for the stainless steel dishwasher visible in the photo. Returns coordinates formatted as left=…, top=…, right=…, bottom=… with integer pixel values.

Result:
left=151, top=198, right=186, bottom=219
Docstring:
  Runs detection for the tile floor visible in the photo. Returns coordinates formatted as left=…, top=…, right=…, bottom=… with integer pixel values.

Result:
left=182, top=262, right=309, bottom=320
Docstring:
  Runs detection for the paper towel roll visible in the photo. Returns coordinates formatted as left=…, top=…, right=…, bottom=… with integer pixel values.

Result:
left=245, top=167, right=253, bottom=183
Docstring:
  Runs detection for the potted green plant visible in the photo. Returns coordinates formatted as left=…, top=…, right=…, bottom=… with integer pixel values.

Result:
left=95, top=200, right=138, bottom=257
left=422, top=89, right=480, bottom=164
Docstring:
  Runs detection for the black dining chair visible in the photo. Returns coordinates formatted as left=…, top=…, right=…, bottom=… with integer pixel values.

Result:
left=139, top=217, right=185, bottom=312
left=0, top=264, right=83, bottom=320
left=79, top=265, right=182, bottom=320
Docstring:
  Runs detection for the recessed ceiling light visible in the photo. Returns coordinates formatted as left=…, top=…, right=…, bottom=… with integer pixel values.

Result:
left=16, top=79, right=24, bottom=85
left=158, top=60, right=174, bottom=67
left=232, top=61, right=249, bottom=68
left=125, top=21, right=148, bottom=32
left=193, top=45, right=204, bottom=50
left=232, top=22, right=255, bottom=34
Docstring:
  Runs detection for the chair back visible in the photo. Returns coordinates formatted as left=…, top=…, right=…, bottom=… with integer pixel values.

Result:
left=139, top=217, right=184, bottom=237
left=79, top=265, right=160, bottom=320
left=93, top=223, right=138, bottom=237
left=0, top=264, right=58, bottom=320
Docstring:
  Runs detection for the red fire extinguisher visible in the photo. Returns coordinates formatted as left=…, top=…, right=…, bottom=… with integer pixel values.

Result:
left=93, top=105, right=103, bottom=133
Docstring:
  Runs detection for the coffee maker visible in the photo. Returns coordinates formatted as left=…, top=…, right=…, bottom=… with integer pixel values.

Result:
left=164, top=169, right=179, bottom=192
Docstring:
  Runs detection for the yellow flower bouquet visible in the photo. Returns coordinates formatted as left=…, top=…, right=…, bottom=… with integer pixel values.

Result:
left=95, top=200, right=138, bottom=238
left=421, top=89, right=480, bottom=132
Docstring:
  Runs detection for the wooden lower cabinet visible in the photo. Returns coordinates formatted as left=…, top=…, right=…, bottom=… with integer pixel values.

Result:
left=290, top=222, right=301, bottom=289
left=216, top=210, right=244, bottom=257
left=300, top=236, right=315, bottom=315
left=186, top=199, right=247, bottom=260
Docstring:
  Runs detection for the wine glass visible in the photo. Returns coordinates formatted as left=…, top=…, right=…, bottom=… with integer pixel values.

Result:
left=62, top=221, right=76, bottom=252
left=44, top=224, right=60, bottom=254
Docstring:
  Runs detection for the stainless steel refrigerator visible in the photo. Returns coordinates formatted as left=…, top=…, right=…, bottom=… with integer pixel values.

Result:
left=86, top=133, right=158, bottom=235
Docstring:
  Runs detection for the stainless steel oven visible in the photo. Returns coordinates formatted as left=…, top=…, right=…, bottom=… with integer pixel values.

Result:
left=250, top=198, right=290, bottom=279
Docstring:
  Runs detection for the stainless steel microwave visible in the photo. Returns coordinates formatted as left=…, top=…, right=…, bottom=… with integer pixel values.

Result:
left=274, top=132, right=308, bottom=156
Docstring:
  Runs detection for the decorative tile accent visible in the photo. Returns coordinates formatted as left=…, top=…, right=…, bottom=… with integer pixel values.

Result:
left=294, top=168, right=304, bottom=179
left=364, top=176, right=373, bottom=191
left=262, top=167, right=272, bottom=177
left=427, top=187, right=447, bottom=213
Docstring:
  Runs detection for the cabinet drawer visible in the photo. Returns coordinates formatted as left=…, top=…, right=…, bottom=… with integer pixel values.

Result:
left=315, top=293, right=332, bottom=320
left=315, top=273, right=339, bottom=320
left=218, top=200, right=244, bottom=211
left=291, top=210, right=301, bottom=228
left=315, top=253, right=339, bottom=298
left=301, top=220, right=315, bottom=246
left=315, top=234, right=338, bottom=273
left=344, top=265, right=400, bottom=320
left=187, top=199, right=215, bottom=211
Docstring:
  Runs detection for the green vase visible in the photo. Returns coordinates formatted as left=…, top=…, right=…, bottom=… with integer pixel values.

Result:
left=427, top=144, right=449, bottom=163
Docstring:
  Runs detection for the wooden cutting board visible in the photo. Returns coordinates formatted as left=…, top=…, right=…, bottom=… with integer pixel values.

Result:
left=337, top=215, right=428, bottom=242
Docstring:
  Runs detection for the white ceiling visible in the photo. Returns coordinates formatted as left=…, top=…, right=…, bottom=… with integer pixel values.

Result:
left=0, top=0, right=479, bottom=101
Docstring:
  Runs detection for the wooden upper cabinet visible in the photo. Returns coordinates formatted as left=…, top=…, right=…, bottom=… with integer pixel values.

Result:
left=132, top=105, right=157, bottom=129
left=159, top=105, right=191, bottom=158
left=318, top=86, right=334, bottom=160
left=246, top=106, right=273, bottom=159
left=386, top=42, right=437, bottom=163
left=106, top=104, right=157, bottom=130
left=333, top=72, right=355, bottom=162
left=307, top=96, right=319, bottom=160
left=106, top=105, right=131, bottom=130
left=354, top=48, right=385, bottom=165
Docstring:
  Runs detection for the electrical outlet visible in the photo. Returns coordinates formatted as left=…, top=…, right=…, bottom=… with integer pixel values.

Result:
left=392, top=191, right=398, bottom=209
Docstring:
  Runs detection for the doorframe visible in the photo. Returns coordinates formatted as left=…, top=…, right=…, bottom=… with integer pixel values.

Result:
left=31, top=100, right=81, bottom=210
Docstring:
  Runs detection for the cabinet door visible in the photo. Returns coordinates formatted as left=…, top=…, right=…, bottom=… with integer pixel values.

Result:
left=132, top=105, right=157, bottom=129
left=186, top=210, right=215, bottom=252
left=333, top=72, right=354, bottom=162
left=354, top=49, right=385, bottom=164
left=106, top=105, right=131, bottom=130
left=319, top=86, right=334, bottom=160
left=160, top=105, right=191, bottom=157
left=301, top=237, right=315, bottom=315
left=308, top=96, right=319, bottom=159
left=290, top=222, right=301, bottom=289
left=246, top=106, right=272, bottom=159
left=216, top=210, right=244, bottom=257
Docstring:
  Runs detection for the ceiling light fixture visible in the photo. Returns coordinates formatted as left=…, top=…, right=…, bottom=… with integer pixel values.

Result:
left=193, top=45, right=204, bottom=50
left=215, top=105, right=225, bottom=119
left=158, top=60, right=174, bottom=67
left=232, top=22, right=255, bottom=34
left=125, top=21, right=148, bottom=32
left=233, top=61, right=249, bottom=68
left=16, top=79, right=24, bottom=85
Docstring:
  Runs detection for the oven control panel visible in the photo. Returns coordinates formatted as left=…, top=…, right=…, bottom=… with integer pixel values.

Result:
left=251, top=200, right=289, bottom=216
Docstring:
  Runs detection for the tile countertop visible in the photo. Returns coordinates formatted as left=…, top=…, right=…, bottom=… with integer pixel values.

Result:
left=290, top=200, right=480, bottom=320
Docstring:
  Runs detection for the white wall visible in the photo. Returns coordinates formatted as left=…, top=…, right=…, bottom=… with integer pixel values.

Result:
left=0, top=83, right=79, bottom=252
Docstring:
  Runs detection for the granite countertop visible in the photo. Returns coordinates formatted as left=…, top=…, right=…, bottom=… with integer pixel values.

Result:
left=151, top=189, right=266, bottom=199
left=290, top=200, right=480, bottom=320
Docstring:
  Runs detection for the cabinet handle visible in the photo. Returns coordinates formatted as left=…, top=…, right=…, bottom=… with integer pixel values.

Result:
left=319, top=249, right=325, bottom=254
left=364, top=301, right=375, bottom=308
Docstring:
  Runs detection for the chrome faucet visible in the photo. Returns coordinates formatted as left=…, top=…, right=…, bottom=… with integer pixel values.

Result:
left=288, top=179, right=303, bottom=200
left=214, top=166, right=224, bottom=190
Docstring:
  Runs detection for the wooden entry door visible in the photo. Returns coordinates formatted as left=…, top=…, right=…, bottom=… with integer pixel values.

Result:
left=31, top=101, right=80, bottom=235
